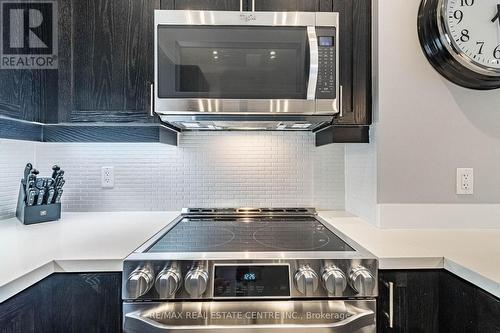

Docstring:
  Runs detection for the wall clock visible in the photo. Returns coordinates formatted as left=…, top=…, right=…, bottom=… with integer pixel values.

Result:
left=418, top=0, right=500, bottom=90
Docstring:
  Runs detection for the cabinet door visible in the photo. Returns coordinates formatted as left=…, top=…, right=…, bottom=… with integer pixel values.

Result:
left=253, top=0, right=323, bottom=12
left=58, top=0, right=158, bottom=123
left=439, top=271, right=477, bottom=333
left=50, top=273, right=122, bottom=333
left=0, top=273, right=122, bottom=333
left=378, top=270, right=440, bottom=333
left=0, top=70, right=58, bottom=123
left=332, top=0, right=371, bottom=125
left=162, top=0, right=241, bottom=10
left=440, top=271, right=500, bottom=333
left=476, top=288, right=500, bottom=333
left=0, top=276, right=53, bottom=333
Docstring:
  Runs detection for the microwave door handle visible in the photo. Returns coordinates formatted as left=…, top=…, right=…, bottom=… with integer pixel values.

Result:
left=306, top=26, right=318, bottom=101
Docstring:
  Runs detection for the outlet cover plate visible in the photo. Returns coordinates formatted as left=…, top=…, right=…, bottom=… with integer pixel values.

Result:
left=101, top=166, right=114, bottom=189
left=456, top=168, right=473, bottom=195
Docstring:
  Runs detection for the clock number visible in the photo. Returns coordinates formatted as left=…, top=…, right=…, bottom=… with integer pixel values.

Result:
left=460, top=0, right=474, bottom=6
left=460, top=29, right=470, bottom=42
left=453, top=10, right=463, bottom=24
left=476, top=41, right=485, bottom=55
left=494, top=45, right=500, bottom=60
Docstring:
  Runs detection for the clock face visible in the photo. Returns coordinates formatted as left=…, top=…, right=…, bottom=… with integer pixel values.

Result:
left=444, top=0, right=500, bottom=72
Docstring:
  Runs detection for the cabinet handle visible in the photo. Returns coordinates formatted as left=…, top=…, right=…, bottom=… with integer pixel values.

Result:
left=240, top=1, right=255, bottom=12
left=339, top=85, right=343, bottom=117
left=150, top=83, right=154, bottom=117
left=382, top=281, right=394, bottom=328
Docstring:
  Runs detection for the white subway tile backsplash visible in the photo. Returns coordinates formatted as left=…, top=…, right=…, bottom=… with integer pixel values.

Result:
left=0, top=139, right=36, bottom=220
left=0, top=132, right=345, bottom=218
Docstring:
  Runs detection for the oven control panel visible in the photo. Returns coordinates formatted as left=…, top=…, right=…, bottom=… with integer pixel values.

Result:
left=213, top=265, right=290, bottom=298
left=122, top=259, right=377, bottom=301
left=315, top=27, right=337, bottom=100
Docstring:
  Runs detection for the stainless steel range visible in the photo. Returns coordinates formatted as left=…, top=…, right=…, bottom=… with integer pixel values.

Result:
left=122, top=208, right=378, bottom=333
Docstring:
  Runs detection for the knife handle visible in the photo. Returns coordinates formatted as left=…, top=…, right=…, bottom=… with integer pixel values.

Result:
left=47, top=188, right=55, bottom=204
left=36, top=178, right=45, bottom=190
left=54, top=189, right=63, bottom=203
left=27, top=190, right=36, bottom=206
left=51, top=165, right=60, bottom=179
left=24, top=163, right=33, bottom=182
left=37, top=189, right=45, bottom=205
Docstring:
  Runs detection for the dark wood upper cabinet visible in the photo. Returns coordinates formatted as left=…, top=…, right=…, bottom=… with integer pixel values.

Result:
left=0, top=69, right=58, bottom=124
left=162, top=0, right=241, bottom=10
left=56, top=0, right=159, bottom=123
left=253, top=0, right=321, bottom=12
left=0, top=0, right=371, bottom=128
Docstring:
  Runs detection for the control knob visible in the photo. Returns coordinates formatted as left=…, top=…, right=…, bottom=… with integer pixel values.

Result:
left=155, top=267, right=181, bottom=298
left=185, top=267, right=208, bottom=298
left=322, top=266, right=347, bottom=296
left=126, top=266, right=154, bottom=299
left=349, top=266, right=375, bottom=295
left=294, top=265, right=319, bottom=295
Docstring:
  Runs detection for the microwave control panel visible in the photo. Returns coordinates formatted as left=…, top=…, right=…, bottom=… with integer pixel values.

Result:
left=315, top=27, right=337, bottom=100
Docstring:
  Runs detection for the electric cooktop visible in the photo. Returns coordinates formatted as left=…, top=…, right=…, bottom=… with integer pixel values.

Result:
left=146, top=216, right=355, bottom=253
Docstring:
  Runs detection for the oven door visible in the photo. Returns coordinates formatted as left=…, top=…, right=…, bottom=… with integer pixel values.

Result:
left=154, top=11, right=337, bottom=115
left=123, top=300, right=376, bottom=333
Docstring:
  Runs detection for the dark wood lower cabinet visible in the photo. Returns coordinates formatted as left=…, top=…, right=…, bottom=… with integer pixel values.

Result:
left=0, top=273, right=121, bottom=333
left=378, top=270, right=440, bottom=333
left=378, top=270, right=500, bottom=333
left=3, top=270, right=498, bottom=332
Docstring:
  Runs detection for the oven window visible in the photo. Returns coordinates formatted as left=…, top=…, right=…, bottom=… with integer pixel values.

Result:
left=157, top=26, right=309, bottom=99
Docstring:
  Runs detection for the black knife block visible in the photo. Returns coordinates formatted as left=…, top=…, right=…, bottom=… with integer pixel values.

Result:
left=16, top=182, right=61, bottom=225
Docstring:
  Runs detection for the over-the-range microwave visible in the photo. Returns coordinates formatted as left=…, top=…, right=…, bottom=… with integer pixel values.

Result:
left=154, top=10, right=340, bottom=131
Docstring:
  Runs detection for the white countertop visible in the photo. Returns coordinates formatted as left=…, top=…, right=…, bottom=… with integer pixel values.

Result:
left=0, top=212, right=178, bottom=303
left=318, top=211, right=500, bottom=298
left=1, top=211, right=499, bottom=303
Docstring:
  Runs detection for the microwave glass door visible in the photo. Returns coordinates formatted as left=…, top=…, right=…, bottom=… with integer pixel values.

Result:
left=157, top=26, right=309, bottom=99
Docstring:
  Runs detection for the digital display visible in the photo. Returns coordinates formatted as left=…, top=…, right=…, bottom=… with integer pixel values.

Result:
left=214, top=265, right=290, bottom=297
left=242, top=273, right=256, bottom=281
left=319, top=36, right=334, bottom=47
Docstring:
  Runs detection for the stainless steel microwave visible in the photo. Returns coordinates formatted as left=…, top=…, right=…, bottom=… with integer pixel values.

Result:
left=154, top=10, right=340, bottom=131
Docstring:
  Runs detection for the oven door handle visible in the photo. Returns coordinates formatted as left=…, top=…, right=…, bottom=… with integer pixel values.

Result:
left=124, top=309, right=375, bottom=333
left=306, top=26, right=318, bottom=101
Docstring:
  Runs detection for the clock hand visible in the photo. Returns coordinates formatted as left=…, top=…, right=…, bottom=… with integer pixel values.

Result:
left=492, top=4, right=500, bottom=27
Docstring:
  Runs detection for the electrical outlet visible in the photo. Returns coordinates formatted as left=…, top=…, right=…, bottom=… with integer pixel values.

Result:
left=456, top=168, right=473, bottom=195
left=101, top=166, right=114, bottom=189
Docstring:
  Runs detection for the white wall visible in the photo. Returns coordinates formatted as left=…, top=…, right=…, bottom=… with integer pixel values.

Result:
left=367, top=0, right=500, bottom=228
left=0, top=133, right=346, bottom=219
left=377, top=0, right=500, bottom=204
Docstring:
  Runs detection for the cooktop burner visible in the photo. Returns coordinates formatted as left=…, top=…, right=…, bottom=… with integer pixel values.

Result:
left=146, top=216, right=355, bottom=253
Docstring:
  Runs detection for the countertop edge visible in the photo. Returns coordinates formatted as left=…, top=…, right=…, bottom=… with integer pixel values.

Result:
left=444, top=258, right=500, bottom=298
left=0, top=259, right=123, bottom=303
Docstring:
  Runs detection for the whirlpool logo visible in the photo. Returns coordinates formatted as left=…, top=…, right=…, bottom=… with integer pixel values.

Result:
left=240, top=13, right=256, bottom=22
left=0, top=1, right=57, bottom=69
